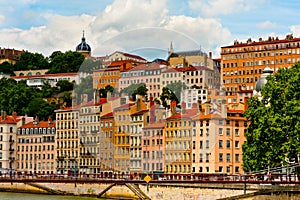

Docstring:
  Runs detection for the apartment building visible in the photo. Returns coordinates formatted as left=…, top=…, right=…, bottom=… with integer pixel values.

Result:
left=92, top=60, right=139, bottom=90
left=221, top=34, right=300, bottom=103
left=17, top=118, right=56, bottom=175
left=0, top=112, right=33, bottom=175
left=100, top=112, right=115, bottom=171
left=55, top=106, right=80, bottom=175
left=0, top=47, right=25, bottom=64
left=119, top=62, right=166, bottom=99
left=165, top=103, right=198, bottom=174
left=142, top=121, right=165, bottom=173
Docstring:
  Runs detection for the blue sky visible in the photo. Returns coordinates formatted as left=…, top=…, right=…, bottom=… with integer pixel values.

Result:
left=1, top=0, right=300, bottom=60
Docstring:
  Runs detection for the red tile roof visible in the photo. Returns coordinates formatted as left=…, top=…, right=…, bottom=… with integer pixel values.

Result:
left=166, top=109, right=198, bottom=120
left=114, top=103, right=135, bottom=110
left=0, top=116, right=22, bottom=124
left=131, top=109, right=148, bottom=116
left=101, top=112, right=114, bottom=118
left=20, top=120, right=55, bottom=128
left=11, top=72, right=79, bottom=79
left=81, top=98, right=107, bottom=107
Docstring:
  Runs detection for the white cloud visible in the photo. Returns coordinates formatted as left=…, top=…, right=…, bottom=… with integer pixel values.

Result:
left=0, top=0, right=233, bottom=60
left=289, top=25, right=300, bottom=37
left=257, top=21, right=278, bottom=29
left=188, top=0, right=263, bottom=17
left=0, top=14, right=4, bottom=25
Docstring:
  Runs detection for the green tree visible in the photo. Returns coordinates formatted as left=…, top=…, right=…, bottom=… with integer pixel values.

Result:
left=160, top=81, right=185, bottom=107
left=73, top=75, right=94, bottom=104
left=243, top=63, right=300, bottom=173
left=0, top=62, right=15, bottom=75
left=56, top=80, right=74, bottom=93
left=47, top=50, right=85, bottom=73
left=99, top=85, right=115, bottom=98
left=14, top=52, right=49, bottom=70
left=120, top=83, right=148, bottom=100
left=59, top=91, right=72, bottom=107
left=25, top=98, right=57, bottom=120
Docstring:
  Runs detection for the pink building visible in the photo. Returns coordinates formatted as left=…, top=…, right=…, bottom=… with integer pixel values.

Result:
left=142, top=121, right=165, bottom=172
left=119, top=62, right=166, bottom=99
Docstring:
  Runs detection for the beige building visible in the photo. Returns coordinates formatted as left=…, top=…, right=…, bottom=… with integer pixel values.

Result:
left=55, top=106, right=80, bottom=175
left=0, top=112, right=33, bottom=175
left=17, top=118, right=56, bottom=175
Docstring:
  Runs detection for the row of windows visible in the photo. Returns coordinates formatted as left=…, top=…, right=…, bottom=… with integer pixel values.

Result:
left=56, top=112, right=79, bottom=120
left=18, top=128, right=55, bottom=135
left=17, top=145, right=54, bottom=152
left=120, top=69, right=161, bottom=77
left=218, top=153, right=240, bottom=162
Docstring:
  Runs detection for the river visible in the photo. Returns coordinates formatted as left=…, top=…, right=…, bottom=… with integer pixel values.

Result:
left=0, top=192, right=109, bottom=200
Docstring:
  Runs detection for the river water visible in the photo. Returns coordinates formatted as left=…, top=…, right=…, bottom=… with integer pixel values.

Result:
left=0, top=192, right=109, bottom=200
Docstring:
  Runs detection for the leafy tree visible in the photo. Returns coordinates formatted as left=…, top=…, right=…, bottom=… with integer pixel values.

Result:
left=41, top=82, right=55, bottom=98
left=25, top=98, right=58, bottom=120
left=120, top=83, right=148, bottom=100
left=56, top=80, right=74, bottom=93
left=79, top=59, right=102, bottom=73
left=0, top=78, right=41, bottom=115
left=243, top=63, right=300, bottom=173
left=59, top=92, right=72, bottom=107
left=73, top=75, right=94, bottom=104
left=14, top=52, right=49, bottom=70
left=47, top=50, right=85, bottom=73
left=160, top=81, right=186, bottom=107
left=0, top=62, right=15, bottom=75
left=99, top=85, right=115, bottom=98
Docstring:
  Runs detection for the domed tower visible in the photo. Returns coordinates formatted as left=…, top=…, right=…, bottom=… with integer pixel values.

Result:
left=253, top=66, right=274, bottom=97
left=76, top=30, right=91, bottom=57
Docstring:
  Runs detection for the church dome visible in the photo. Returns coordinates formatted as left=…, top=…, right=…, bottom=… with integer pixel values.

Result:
left=255, top=66, right=274, bottom=91
left=76, top=31, right=91, bottom=52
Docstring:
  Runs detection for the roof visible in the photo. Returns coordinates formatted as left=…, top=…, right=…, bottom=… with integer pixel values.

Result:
left=222, top=37, right=300, bottom=49
left=20, top=120, right=55, bottom=128
left=131, top=109, right=148, bottom=116
left=81, top=98, right=107, bottom=107
left=0, top=115, right=22, bottom=124
left=101, top=112, right=114, bottom=118
left=172, top=50, right=206, bottom=57
left=166, top=109, right=199, bottom=120
left=111, top=51, right=147, bottom=61
left=55, top=104, right=81, bottom=112
left=12, top=72, right=79, bottom=79
left=114, top=103, right=135, bottom=111
left=127, top=62, right=163, bottom=72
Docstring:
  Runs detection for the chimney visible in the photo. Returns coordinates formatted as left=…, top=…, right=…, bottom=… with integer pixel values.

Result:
left=22, top=116, right=26, bottom=126
left=81, top=94, right=88, bottom=105
left=1, top=111, right=6, bottom=121
left=94, top=90, right=100, bottom=104
left=221, top=104, right=227, bottom=118
left=136, top=94, right=141, bottom=111
left=48, top=117, right=53, bottom=126
left=181, top=102, right=186, bottom=114
left=209, top=52, right=212, bottom=59
left=204, top=103, right=210, bottom=115
left=170, top=101, right=177, bottom=116
left=107, top=91, right=112, bottom=101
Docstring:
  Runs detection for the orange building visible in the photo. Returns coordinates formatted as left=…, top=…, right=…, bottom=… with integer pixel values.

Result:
left=221, top=34, right=300, bottom=103
left=92, top=60, right=140, bottom=90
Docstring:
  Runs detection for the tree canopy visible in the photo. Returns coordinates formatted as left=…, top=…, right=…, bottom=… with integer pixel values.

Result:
left=120, top=83, right=148, bottom=100
left=160, top=81, right=186, bottom=107
left=242, top=63, right=300, bottom=173
left=14, top=52, right=49, bottom=70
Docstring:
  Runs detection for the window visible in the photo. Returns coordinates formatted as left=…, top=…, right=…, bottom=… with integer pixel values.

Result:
left=192, top=141, right=196, bottom=149
left=226, top=140, right=230, bottom=148
left=199, top=153, right=203, bottom=162
left=235, top=129, right=239, bottom=136
left=226, top=128, right=230, bottom=136
left=219, top=140, right=223, bottom=148
left=206, top=153, right=210, bottom=162
left=206, top=140, right=209, bottom=149
left=226, top=153, right=230, bottom=162
left=235, top=141, right=239, bottom=148
left=199, top=141, right=203, bottom=149
left=219, top=128, right=223, bottom=135
left=235, top=154, right=240, bottom=162
left=219, top=153, right=223, bottom=162
left=218, top=166, right=223, bottom=173
left=235, top=166, right=240, bottom=173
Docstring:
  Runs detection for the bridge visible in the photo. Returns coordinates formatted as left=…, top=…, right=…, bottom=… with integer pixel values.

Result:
left=0, top=173, right=299, bottom=200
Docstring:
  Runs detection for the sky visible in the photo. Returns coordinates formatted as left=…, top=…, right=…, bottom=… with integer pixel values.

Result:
left=1, top=0, right=300, bottom=60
